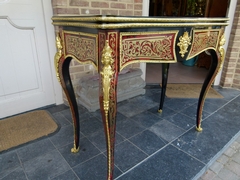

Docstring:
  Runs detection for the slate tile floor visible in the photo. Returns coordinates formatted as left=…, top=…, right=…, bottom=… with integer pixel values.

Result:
left=1, top=85, right=240, bottom=180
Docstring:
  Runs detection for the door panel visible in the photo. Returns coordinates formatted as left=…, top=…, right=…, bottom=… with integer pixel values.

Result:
left=0, top=0, right=56, bottom=118
left=0, top=19, right=39, bottom=95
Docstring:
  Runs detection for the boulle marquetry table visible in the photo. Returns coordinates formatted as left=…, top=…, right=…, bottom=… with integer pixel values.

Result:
left=52, top=15, right=228, bottom=180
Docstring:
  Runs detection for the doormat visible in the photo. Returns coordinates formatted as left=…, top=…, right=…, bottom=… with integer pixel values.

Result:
left=0, top=110, right=58, bottom=152
left=164, top=84, right=224, bottom=98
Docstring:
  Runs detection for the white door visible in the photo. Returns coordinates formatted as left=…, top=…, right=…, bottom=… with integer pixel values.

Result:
left=0, top=0, right=58, bottom=118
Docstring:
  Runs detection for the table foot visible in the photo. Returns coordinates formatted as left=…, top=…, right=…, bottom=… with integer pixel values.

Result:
left=58, top=56, right=80, bottom=155
left=158, top=109, right=162, bottom=113
left=71, top=142, right=80, bottom=153
left=196, top=125, right=203, bottom=132
left=196, top=49, right=222, bottom=132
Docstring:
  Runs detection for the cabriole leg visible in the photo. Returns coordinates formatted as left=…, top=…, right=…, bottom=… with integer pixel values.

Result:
left=54, top=34, right=80, bottom=153
left=158, top=63, right=170, bottom=113
left=99, top=40, right=118, bottom=180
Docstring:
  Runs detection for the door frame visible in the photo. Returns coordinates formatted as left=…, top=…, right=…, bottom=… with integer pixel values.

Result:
left=42, top=0, right=63, bottom=105
left=213, top=0, right=237, bottom=85
left=140, top=0, right=150, bottom=81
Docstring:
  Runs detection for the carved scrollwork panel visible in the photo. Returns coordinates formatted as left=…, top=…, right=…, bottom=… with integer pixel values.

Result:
left=187, top=29, right=221, bottom=59
left=120, top=31, right=178, bottom=70
left=62, top=30, right=98, bottom=68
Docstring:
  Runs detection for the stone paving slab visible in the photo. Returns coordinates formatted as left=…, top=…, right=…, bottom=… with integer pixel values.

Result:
left=199, top=135, right=240, bottom=180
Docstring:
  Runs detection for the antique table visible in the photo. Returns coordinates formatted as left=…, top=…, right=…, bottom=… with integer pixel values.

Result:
left=52, top=15, right=228, bottom=180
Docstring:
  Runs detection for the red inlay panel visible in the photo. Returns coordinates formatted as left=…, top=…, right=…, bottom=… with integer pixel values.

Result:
left=188, top=29, right=220, bottom=59
left=120, top=31, right=178, bottom=70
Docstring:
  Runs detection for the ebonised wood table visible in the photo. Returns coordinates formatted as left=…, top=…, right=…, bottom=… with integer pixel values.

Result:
left=52, top=15, right=228, bottom=180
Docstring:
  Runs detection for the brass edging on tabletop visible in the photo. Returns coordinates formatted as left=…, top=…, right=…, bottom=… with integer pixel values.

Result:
left=52, top=16, right=229, bottom=23
left=52, top=22, right=229, bottom=29
left=61, top=30, right=99, bottom=69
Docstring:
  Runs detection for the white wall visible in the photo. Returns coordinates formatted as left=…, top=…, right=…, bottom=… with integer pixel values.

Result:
left=214, top=0, right=237, bottom=85
left=42, top=0, right=63, bottom=104
left=140, top=0, right=150, bottom=81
